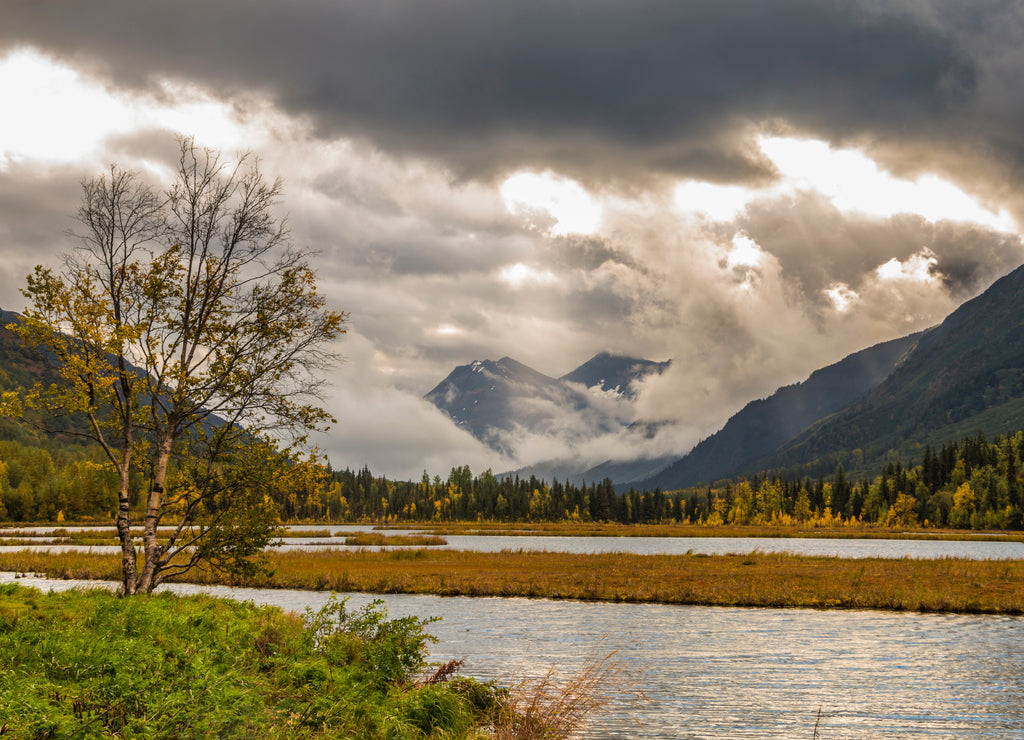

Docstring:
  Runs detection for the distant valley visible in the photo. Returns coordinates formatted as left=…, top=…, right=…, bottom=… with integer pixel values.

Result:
left=426, top=261, right=1024, bottom=491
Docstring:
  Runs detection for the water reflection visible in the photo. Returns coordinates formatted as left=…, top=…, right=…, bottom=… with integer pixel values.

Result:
left=3, top=572, right=1022, bottom=738
left=276, top=527, right=1024, bottom=559
left=5, top=524, right=1024, bottom=559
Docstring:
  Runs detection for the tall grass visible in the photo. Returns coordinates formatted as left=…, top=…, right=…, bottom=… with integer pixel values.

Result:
left=492, top=652, right=645, bottom=739
left=342, top=532, right=448, bottom=546
left=400, top=521, right=1024, bottom=542
left=1, top=547, right=1022, bottom=614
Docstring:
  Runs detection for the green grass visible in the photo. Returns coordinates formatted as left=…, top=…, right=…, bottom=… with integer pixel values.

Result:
left=0, top=584, right=507, bottom=739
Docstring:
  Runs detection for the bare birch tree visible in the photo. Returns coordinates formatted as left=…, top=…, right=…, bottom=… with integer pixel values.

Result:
left=4, top=138, right=346, bottom=594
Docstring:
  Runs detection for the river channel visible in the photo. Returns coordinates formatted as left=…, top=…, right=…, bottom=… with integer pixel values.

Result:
left=6, top=525, right=1024, bottom=559
left=4, top=572, right=1023, bottom=738
left=279, top=526, right=1024, bottom=559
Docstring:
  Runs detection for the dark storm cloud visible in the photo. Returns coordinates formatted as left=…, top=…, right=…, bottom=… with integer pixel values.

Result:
left=739, top=194, right=1024, bottom=306
left=0, top=0, right=996, bottom=184
left=0, top=165, right=85, bottom=307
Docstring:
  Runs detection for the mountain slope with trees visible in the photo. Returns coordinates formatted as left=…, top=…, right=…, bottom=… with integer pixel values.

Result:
left=757, top=261, right=1024, bottom=479
left=638, top=331, right=924, bottom=490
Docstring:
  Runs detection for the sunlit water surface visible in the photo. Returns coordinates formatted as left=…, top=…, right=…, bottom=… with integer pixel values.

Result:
left=3, top=572, right=1022, bottom=738
left=5, top=525, right=1024, bottom=560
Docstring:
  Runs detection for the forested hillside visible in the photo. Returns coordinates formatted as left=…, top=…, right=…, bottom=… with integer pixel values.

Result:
left=639, top=331, right=923, bottom=490
left=5, top=274, right=1024, bottom=531
left=295, top=426, right=1024, bottom=529
left=759, top=262, right=1024, bottom=478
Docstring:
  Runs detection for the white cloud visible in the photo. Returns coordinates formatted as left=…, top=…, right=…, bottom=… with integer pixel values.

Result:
left=758, top=135, right=1018, bottom=232
left=501, top=171, right=602, bottom=235
left=725, top=233, right=764, bottom=269
left=824, top=282, right=860, bottom=312
left=875, top=247, right=940, bottom=284
left=673, top=180, right=756, bottom=221
left=313, top=333, right=509, bottom=479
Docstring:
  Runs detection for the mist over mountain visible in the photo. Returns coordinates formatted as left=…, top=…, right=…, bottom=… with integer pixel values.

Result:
left=424, top=352, right=670, bottom=463
left=559, top=353, right=671, bottom=400
left=637, top=332, right=924, bottom=490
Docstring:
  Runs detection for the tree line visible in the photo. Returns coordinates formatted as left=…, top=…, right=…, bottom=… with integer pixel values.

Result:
left=285, top=428, right=1024, bottom=529
left=3, top=427, right=1024, bottom=530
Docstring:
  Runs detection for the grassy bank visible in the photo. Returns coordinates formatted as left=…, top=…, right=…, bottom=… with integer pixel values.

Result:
left=6, top=521, right=1024, bottom=542
left=2, top=548, right=1022, bottom=614
left=342, top=532, right=448, bottom=547
left=394, top=521, right=1024, bottom=542
left=0, top=584, right=520, bottom=738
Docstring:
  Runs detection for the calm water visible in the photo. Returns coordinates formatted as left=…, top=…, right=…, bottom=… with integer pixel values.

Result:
left=281, top=529, right=1024, bottom=559
left=4, top=572, right=1023, bottom=738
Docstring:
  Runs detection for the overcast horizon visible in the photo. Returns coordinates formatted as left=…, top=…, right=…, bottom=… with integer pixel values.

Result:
left=3, top=1, right=1024, bottom=479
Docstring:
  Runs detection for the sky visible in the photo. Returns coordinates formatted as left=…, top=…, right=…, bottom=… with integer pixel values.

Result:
left=2, top=0, right=1024, bottom=479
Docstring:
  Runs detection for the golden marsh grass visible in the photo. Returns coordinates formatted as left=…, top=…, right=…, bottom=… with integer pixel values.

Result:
left=1, top=548, right=1022, bottom=614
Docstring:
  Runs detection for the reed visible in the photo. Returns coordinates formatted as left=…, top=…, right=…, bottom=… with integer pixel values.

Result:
left=2, top=548, right=1022, bottom=614
left=492, top=651, right=644, bottom=739
left=342, top=532, right=448, bottom=546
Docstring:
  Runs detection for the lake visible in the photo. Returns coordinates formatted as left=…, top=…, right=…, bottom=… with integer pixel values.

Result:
left=8, top=525, right=1024, bottom=560
left=8, top=524, right=1024, bottom=556
left=279, top=530, right=1024, bottom=559
left=4, top=572, right=1023, bottom=738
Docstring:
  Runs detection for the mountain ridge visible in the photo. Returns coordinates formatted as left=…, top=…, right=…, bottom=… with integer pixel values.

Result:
left=753, top=261, right=1024, bottom=478
left=637, top=331, right=925, bottom=490
left=424, top=352, right=669, bottom=461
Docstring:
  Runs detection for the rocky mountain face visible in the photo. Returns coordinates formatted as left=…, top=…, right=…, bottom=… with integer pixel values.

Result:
left=559, top=352, right=671, bottom=399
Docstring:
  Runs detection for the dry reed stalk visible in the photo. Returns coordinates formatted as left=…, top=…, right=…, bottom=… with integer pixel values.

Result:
left=491, top=651, right=645, bottom=739
left=419, top=658, right=466, bottom=685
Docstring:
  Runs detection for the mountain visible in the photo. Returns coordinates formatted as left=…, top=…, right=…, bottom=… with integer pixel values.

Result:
left=559, top=352, right=671, bottom=399
left=505, top=457, right=676, bottom=488
left=424, top=353, right=669, bottom=460
left=425, top=356, right=595, bottom=456
left=755, top=261, right=1024, bottom=477
left=637, top=332, right=924, bottom=490
left=0, top=309, right=91, bottom=443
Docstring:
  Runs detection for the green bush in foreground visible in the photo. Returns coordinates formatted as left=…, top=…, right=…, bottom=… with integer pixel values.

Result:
left=0, top=584, right=505, bottom=738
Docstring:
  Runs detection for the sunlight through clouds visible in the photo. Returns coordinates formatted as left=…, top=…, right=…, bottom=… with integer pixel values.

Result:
left=875, top=247, right=940, bottom=284
left=759, top=136, right=1018, bottom=232
left=500, top=171, right=602, bottom=235
left=672, top=136, right=1018, bottom=233
left=433, top=324, right=463, bottom=336
left=0, top=47, right=130, bottom=165
left=674, top=180, right=757, bottom=221
left=0, top=47, right=252, bottom=168
left=498, top=262, right=559, bottom=288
